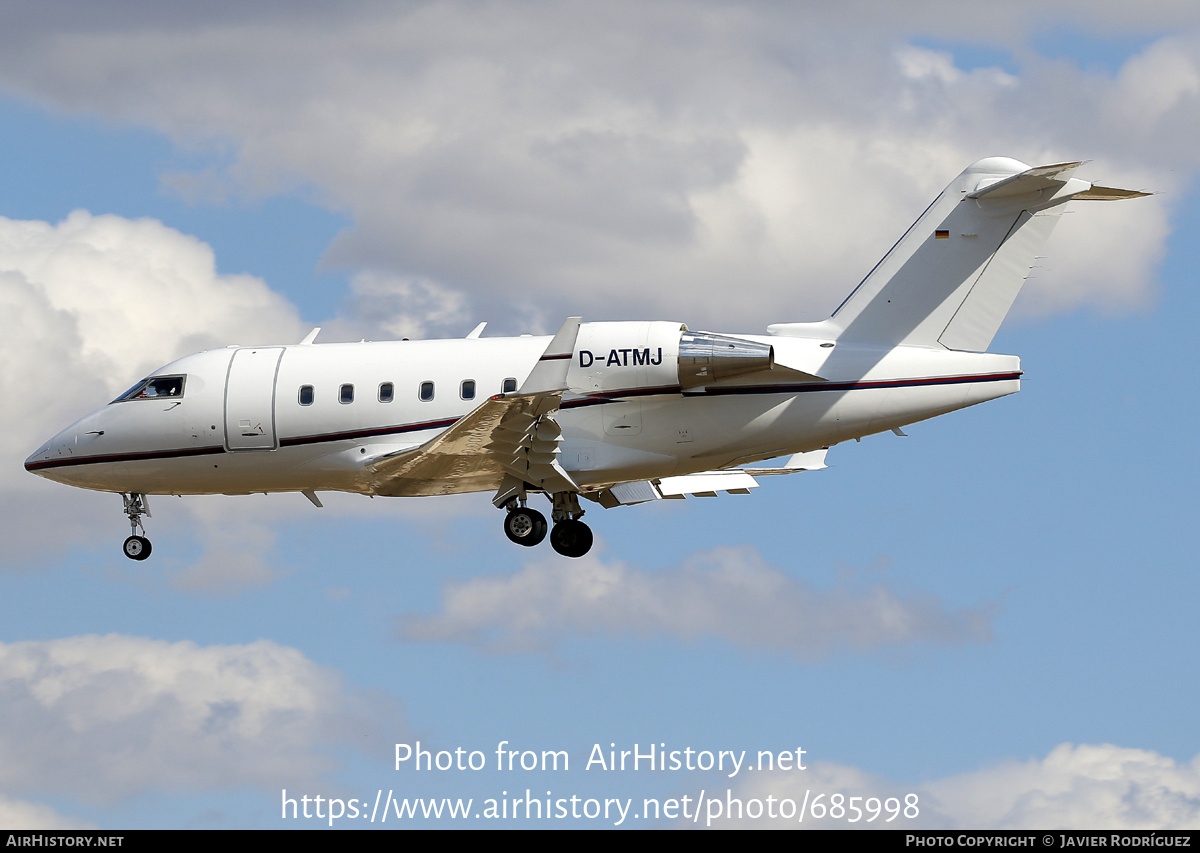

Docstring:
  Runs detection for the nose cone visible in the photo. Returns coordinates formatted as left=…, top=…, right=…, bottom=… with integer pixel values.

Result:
left=24, top=405, right=111, bottom=486
left=25, top=440, right=49, bottom=470
left=24, top=427, right=76, bottom=481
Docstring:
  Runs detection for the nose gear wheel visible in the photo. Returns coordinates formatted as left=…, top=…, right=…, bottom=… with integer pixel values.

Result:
left=123, top=535, right=152, bottom=561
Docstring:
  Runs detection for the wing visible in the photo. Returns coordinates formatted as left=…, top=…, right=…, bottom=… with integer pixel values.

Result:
left=364, top=318, right=581, bottom=498
left=594, top=449, right=829, bottom=506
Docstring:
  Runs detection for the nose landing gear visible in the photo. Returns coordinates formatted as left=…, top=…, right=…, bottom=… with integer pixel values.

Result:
left=120, top=493, right=152, bottom=561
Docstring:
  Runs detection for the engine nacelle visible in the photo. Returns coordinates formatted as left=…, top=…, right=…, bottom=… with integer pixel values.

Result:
left=677, top=330, right=774, bottom=388
left=567, top=322, right=774, bottom=393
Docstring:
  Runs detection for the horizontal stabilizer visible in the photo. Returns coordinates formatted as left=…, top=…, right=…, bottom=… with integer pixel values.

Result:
left=967, top=161, right=1084, bottom=199
left=1073, top=185, right=1152, bottom=201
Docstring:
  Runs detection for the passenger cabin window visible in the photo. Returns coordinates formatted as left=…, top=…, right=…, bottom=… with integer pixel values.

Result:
left=461, top=380, right=476, bottom=400
left=419, top=381, right=435, bottom=402
left=379, top=382, right=394, bottom=403
left=299, top=385, right=314, bottom=406
left=502, top=377, right=517, bottom=393
left=339, top=384, right=354, bottom=404
left=113, top=375, right=186, bottom=403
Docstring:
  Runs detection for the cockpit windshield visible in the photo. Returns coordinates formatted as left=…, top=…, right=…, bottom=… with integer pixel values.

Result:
left=112, top=375, right=186, bottom=403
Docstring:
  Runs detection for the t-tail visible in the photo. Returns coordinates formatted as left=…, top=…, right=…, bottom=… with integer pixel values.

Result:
left=769, top=157, right=1148, bottom=351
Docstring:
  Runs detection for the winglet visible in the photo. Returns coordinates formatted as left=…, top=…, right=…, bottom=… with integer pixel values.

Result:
left=466, top=322, right=487, bottom=339
left=299, top=327, right=321, bottom=345
left=518, top=317, right=581, bottom=394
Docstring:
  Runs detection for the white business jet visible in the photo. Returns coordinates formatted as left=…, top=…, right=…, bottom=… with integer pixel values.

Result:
left=25, top=157, right=1146, bottom=560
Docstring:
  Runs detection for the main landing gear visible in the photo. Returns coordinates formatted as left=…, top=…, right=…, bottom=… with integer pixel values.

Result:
left=120, top=492, right=152, bottom=561
left=503, top=506, right=548, bottom=546
left=549, top=518, right=592, bottom=559
left=501, top=491, right=593, bottom=558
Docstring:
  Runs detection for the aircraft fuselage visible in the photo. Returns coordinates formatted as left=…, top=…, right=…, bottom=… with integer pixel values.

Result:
left=25, top=325, right=1020, bottom=498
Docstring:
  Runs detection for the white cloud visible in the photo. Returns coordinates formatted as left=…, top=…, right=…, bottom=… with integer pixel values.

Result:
left=331, top=270, right=471, bottom=342
left=0, top=4, right=1181, bottom=568
left=146, top=490, right=483, bottom=596
left=1109, top=38, right=1200, bottom=128
left=0, top=212, right=306, bottom=566
left=1015, top=189, right=1169, bottom=318
left=0, top=795, right=93, bottom=830
left=398, top=545, right=993, bottom=657
left=0, top=3, right=1178, bottom=336
left=168, top=499, right=282, bottom=595
left=0, top=634, right=397, bottom=804
left=0, top=211, right=304, bottom=469
left=713, top=743, right=1200, bottom=829
left=925, top=743, right=1200, bottom=829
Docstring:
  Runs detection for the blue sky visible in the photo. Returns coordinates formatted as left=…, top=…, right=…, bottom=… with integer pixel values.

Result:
left=1, top=2, right=1199, bottom=829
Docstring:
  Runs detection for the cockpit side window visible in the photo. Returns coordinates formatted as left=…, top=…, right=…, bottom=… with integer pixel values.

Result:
left=112, top=375, right=186, bottom=403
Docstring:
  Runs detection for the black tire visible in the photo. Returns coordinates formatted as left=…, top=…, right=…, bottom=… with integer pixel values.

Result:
left=504, top=508, right=547, bottom=547
left=122, top=535, right=152, bottom=561
left=550, top=519, right=593, bottom=558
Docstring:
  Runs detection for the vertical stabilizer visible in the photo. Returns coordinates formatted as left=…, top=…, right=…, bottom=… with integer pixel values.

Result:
left=807, top=158, right=1146, bottom=352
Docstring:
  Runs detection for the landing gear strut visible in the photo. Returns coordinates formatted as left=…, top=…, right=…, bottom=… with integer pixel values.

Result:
left=120, top=492, right=152, bottom=561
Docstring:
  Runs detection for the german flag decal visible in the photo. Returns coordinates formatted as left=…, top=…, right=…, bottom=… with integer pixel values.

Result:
left=935, top=229, right=950, bottom=239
